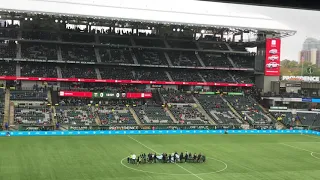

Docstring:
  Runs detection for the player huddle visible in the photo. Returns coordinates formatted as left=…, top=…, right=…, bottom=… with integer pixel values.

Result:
left=128, top=152, right=206, bottom=164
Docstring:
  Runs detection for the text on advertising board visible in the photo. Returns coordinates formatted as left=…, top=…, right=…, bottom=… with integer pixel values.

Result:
left=282, top=76, right=320, bottom=82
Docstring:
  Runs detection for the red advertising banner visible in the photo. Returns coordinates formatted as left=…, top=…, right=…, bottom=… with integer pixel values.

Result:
left=265, top=38, right=281, bottom=76
left=59, top=91, right=92, bottom=98
left=126, top=92, right=153, bottom=99
left=0, top=76, right=253, bottom=87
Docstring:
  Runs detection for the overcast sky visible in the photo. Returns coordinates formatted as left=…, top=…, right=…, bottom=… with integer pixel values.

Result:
left=223, top=3, right=320, bottom=61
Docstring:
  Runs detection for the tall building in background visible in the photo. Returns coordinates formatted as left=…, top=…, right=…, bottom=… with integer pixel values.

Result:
left=300, top=38, right=320, bottom=67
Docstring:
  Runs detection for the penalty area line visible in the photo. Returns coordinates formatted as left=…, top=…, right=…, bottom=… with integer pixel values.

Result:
left=128, top=135, right=205, bottom=180
left=279, top=143, right=320, bottom=160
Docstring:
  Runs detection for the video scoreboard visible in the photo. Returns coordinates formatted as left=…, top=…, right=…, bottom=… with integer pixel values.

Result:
left=59, top=91, right=152, bottom=99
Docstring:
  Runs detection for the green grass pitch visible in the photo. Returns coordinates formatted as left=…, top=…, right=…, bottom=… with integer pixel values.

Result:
left=1, top=134, right=320, bottom=180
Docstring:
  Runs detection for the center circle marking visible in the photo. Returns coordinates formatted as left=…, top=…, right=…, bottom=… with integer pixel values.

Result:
left=120, top=156, right=228, bottom=175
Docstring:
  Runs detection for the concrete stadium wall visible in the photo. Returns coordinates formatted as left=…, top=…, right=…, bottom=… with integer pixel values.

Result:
left=0, top=129, right=319, bottom=137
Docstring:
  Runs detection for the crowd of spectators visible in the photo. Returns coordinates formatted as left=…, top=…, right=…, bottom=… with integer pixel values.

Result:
left=170, top=104, right=207, bottom=124
left=169, top=70, right=203, bottom=82
left=22, top=30, right=58, bottom=41
left=99, top=67, right=134, bottom=80
left=61, top=45, right=96, bottom=62
left=20, top=63, right=57, bottom=77
left=198, top=42, right=229, bottom=51
left=134, top=49, right=167, bottom=66
left=199, top=52, right=232, bottom=67
left=196, top=94, right=242, bottom=124
left=134, top=38, right=165, bottom=48
left=134, top=105, right=172, bottom=124
left=224, top=95, right=270, bottom=124
left=0, top=61, right=16, bottom=76
left=168, top=40, right=197, bottom=49
left=161, top=90, right=195, bottom=103
left=14, top=107, right=51, bottom=125
left=135, top=69, right=169, bottom=81
left=21, top=42, right=58, bottom=60
left=100, top=48, right=134, bottom=64
left=0, top=41, right=17, bottom=58
left=200, top=70, right=234, bottom=83
left=169, top=51, right=200, bottom=67
left=99, top=36, right=131, bottom=46
left=61, top=66, right=97, bottom=78
left=62, top=32, right=95, bottom=43
left=229, top=53, right=255, bottom=68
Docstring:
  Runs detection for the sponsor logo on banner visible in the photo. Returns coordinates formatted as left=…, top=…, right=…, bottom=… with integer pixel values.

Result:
left=282, top=76, right=320, bottom=82
left=265, top=38, right=281, bottom=76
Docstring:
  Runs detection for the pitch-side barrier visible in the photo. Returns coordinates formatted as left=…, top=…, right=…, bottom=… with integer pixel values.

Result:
left=0, top=129, right=319, bottom=137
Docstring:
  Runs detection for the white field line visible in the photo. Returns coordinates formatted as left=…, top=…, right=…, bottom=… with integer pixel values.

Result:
left=128, top=135, right=205, bottom=180
left=279, top=143, right=313, bottom=153
left=302, top=134, right=320, bottom=140
left=279, top=142, right=320, bottom=160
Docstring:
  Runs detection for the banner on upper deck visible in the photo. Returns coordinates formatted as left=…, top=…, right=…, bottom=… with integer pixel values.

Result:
left=265, top=38, right=281, bottom=76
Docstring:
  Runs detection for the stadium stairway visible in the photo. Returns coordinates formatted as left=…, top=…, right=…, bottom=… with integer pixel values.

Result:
left=57, top=46, right=63, bottom=61
left=227, top=56, right=237, bottom=68
left=3, top=88, right=10, bottom=128
left=16, top=43, right=22, bottom=59
left=165, top=71, right=173, bottom=81
left=224, top=43, right=233, bottom=51
left=220, top=96, right=245, bottom=122
left=129, top=106, right=142, bottom=125
left=295, top=119, right=302, bottom=126
left=195, top=53, right=206, bottom=67
left=164, top=106, right=178, bottom=123
left=56, top=66, right=62, bottom=78
left=164, top=52, right=174, bottom=66
left=93, top=107, right=101, bottom=125
left=95, top=68, right=102, bottom=79
left=129, top=48, right=139, bottom=64
left=198, top=73, right=206, bottom=82
left=192, top=96, right=216, bottom=125
left=94, top=48, right=102, bottom=63
left=129, top=36, right=136, bottom=46
left=47, top=90, right=57, bottom=128
left=9, top=102, right=16, bottom=130
left=16, top=63, right=21, bottom=77
left=94, top=34, right=100, bottom=44
left=163, top=39, right=171, bottom=48
left=250, top=96, right=279, bottom=124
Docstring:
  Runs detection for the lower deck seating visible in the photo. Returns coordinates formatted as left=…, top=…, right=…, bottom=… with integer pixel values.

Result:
left=196, top=95, right=242, bottom=124
left=133, top=106, right=172, bottom=124
left=14, top=107, right=51, bottom=125
left=10, top=90, right=47, bottom=101
left=170, top=104, right=208, bottom=124
left=98, top=106, right=136, bottom=125
left=56, top=106, right=96, bottom=126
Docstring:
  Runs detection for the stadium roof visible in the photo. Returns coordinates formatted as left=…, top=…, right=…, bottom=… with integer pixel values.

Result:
left=0, top=0, right=296, bottom=33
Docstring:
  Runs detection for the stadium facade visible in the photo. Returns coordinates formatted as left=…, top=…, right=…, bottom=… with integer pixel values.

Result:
left=5, top=0, right=318, bottom=132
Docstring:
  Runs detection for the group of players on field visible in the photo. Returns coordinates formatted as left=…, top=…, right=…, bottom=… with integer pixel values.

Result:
left=128, top=152, right=206, bottom=164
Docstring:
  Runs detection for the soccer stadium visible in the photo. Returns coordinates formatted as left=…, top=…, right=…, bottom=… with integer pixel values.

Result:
left=0, top=0, right=320, bottom=180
